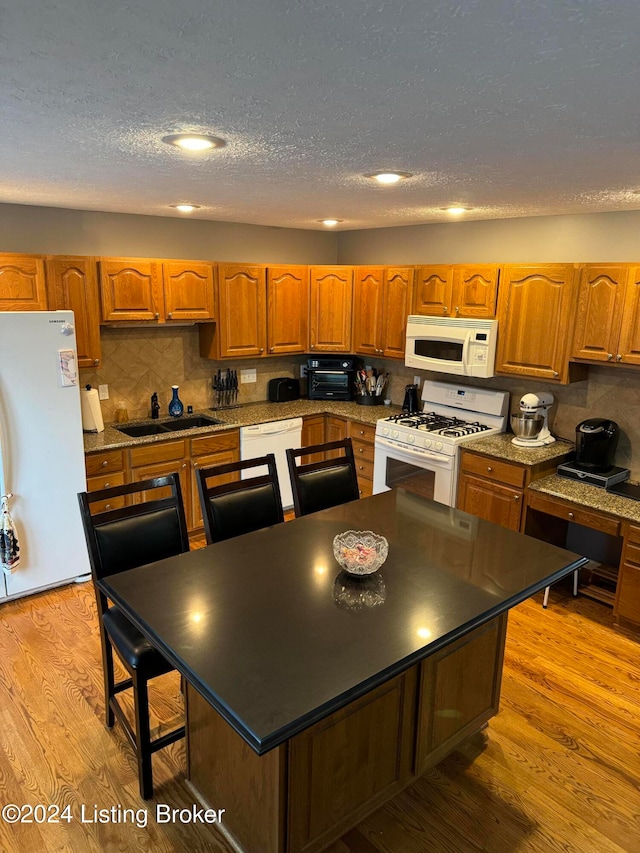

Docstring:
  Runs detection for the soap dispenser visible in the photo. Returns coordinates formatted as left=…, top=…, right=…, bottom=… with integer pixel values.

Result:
left=151, top=392, right=160, bottom=419
left=168, top=385, right=184, bottom=418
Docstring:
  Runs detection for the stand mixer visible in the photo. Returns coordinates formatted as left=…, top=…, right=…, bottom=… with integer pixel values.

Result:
left=511, top=392, right=556, bottom=447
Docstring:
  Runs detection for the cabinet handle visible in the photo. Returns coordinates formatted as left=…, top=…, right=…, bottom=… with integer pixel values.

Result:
left=443, top=306, right=448, bottom=314
left=487, top=466, right=492, bottom=472
left=167, top=312, right=172, bottom=319
left=310, top=343, right=315, bottom=349
left=455, top=306, right=459, bottom=314
left=104, top=482, right=110, bottom=488
left=607, top=353, right=613, bottom=360
left=359, top=448, right=365, bottom=453
left=105, top=503, right=111, bottom=510
left=155, top=313, right=160, bottom=319
left=568, top=511, right=574, bottom=519
left=193, top=462, right=198, bottom=468
left=259, top=348, right=264, bottom=353
left=102, top=460, right=108, bottom=467
left=93, top=358, right=100, bottom=366
left=359, top=430, right=365, bottom=435
left=553, top=371, right=559, bottom=377
left=514, top=494, right=520, bottom=500
left=182, top=463, right=187, bottom=468
left=270, top=347, right=274, bottom=352
left=358, top=465, right=364, bottom=470
left=616, top=354, right=622, bottom=361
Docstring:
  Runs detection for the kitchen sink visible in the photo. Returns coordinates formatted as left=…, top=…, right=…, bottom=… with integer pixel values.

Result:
left=159, top=416, right=225, bottom=431
left=115, top=416, right=225, bottom=438
left=116, top=423, right=170, bottom=437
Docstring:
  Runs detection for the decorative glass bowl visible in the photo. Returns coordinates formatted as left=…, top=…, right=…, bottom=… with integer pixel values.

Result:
left=332, top=530, right=389, bottom=576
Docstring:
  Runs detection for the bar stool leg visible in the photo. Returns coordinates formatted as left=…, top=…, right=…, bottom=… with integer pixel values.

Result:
left=132, top=672, right=153, bottom=799
left=101, top=635, right=115, bottom=728
left=573, top=568, right=579, bottom=596
left=542, top=585, right=550, bottom=608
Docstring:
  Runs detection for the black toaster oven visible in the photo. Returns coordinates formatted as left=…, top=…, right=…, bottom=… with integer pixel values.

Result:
left=306, top=356, right=357, bottom=401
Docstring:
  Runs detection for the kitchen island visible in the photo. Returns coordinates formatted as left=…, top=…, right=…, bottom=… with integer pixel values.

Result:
left=99, top=489, right=586, bottom=853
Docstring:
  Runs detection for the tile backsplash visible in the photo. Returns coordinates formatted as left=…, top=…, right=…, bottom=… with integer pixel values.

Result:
left=80, top=326, right=305, bottom=421
left=81, top=328, right=639, bottom=478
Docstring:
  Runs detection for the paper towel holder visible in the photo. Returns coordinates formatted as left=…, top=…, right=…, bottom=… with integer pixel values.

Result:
left=81, top=384, right=105, bottom=433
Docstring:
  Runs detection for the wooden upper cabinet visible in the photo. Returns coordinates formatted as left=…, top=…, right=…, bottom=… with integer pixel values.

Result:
left=216, top=264, right=267, bottom=358
left=99, top=258, right=164, bottom=321
left=309, top=266, right=353, bottom=353
left=453, top=265, right=499, bottom=318
left=495, top=264, right=580, bottom=383
left=382, top=267, right=413, bottom=358
left=352, top=267, right=384, bottom=357
left=45, top=256, right=102, bottom=368
left=266, top=265, right=308, bottom=354
left=413, top=266, right=453, bottom=316
left=353, top=266, right=413, bottom=359
left=618, top=267, right=640, bottom=365
left=413, top=265, right=498, bottom=318
left=571, top=265, right=627, bottom=363
left=163, top=261, right=214, bottom=322
left=0, top=254, right=48, bottom=310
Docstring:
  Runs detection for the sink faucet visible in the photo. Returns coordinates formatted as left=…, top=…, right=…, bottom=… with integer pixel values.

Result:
left=151, top=392, right=160, bottom=419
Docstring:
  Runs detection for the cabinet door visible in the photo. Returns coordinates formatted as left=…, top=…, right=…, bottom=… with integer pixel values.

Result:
left=352, top=267, right=384, bottom=357
left=571, top=265, right=627, bottom=363
left=0, top=254, right=48, bottom=310
left=457, top=473, right=523, bottom=531
left=617, top=267, right=640, bottom=366
left=309, top=267, right=353, bottom=352
left=454, top=265, right=499, bottom=318
left=45, top=256, right=102, bottom=368
left=382, top=267, right=413, bottom=359
left=128, top=458, right=190, bottom=526
left=412, top=266, right=454, bottom=316
left=266, top=265, right=308, bottom=354
left=217, top=264, right=267, bottom=358
left=495, top=264, right=577, bottom=382
left=99, top=258, right=164, bottom=321
left=191, top=449, right=240, bottom=531
left=301, top=415, right=325, bottom=463
left=325, top=416, right=347, bottom=460
left=163, top=261, right=215, bottom=321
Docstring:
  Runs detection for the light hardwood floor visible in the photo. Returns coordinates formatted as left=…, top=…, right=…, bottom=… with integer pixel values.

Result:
left=0, top=577, right=638, bottom=852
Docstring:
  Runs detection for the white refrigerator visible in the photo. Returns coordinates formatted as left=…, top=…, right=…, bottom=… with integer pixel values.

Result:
left=0, top=311, right=89, bottom=600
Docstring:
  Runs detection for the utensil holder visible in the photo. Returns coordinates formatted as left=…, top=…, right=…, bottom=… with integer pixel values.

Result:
left=356, top=395, right=384, bottom=406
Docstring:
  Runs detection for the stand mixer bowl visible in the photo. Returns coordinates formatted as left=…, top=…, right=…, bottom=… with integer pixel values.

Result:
left=511, top=413, right=544, bottom=439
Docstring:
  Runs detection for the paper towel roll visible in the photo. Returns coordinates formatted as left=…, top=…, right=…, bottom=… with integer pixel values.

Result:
left=81, top=385, right=104, bottom=433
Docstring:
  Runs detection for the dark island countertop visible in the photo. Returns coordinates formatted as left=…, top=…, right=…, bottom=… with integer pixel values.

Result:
left=100, top=489, right=586, bottom=755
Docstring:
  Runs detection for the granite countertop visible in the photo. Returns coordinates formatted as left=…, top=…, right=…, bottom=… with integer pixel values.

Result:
left=460, top=432, right=575, bottom=466
left=84, top=399, right=402, bottom=453
left=529, top=474, right=640, bottom=524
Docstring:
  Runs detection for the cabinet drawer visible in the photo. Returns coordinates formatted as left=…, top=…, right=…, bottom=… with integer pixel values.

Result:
left=129, top=440, right=187, bottom=468
left=527, top=491, right=620, bottom=536
left=354, top=457, right=374, bottom=480
left=357, top=478, right=373, bottom=498
left=87, top=471, right=125, bottom=492
left=191, top=430, right=239, bottom=456
left=623, top=541, right=640, bottom=568
left=616, top=563, right=640, bottom=623
left=89, top=495, right=126, bottom=514
left=348, top=420, right=376, bottom=444
left=85, top=450, right=125, bottom=477
left=460, top=453, right=526, bottom=488
left=351, top=441, right=375, bottom=463
left=625, top=523, right=640, bottom=546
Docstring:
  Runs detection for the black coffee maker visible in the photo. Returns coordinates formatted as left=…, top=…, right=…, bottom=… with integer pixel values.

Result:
left=574, top=419, right=619, bottom=472
left=402, top=384, right=420, bottom=414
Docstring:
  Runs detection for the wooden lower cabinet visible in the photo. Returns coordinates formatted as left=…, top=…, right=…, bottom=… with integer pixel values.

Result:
left=85, top=450, right=126, bottom=513
left=186, top=615, right=507, bottom=853
left=325, top=415, right=347, bottom=460
left=301, top=415, right=325, bottom=464
left=348, top=419, right=375, bottom=497
left=457, top=451, right=527, bottom=531
left=190, top=433, right=240, bottom=530
left=615, top=524, right=640, bottom=624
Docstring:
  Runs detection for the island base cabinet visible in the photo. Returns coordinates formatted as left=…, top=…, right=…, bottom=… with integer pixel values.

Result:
left=185, top=615, right=506, bottom=853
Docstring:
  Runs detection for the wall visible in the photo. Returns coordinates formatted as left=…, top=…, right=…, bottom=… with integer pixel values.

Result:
left=0, top=203, right=337, bottom=264
left=336, top=210, right=640, bottom=264
left=80, top=326, right=305, bottom=421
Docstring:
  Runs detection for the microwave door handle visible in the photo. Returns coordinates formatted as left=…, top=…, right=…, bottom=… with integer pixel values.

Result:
left=461, top=330, right=472, bottom=369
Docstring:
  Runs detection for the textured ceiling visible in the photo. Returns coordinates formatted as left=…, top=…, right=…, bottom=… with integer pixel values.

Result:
left=2, top=1, right=640, bottom=230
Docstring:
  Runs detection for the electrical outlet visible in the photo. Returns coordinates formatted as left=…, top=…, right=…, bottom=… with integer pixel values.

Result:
left=98, top=384, right=109, bottom=400
left=413, top=376, right=421, bottom=387
left=240, top=369, right=257, bottom=384
left=300, top=364, right=306, bottom=378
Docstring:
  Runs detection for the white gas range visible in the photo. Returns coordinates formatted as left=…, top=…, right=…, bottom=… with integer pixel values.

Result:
left=373, top=380, right=510, bottom=506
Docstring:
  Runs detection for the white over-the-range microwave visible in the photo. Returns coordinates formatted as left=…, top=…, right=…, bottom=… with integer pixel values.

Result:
left=404, top=315, right=498, bottom=378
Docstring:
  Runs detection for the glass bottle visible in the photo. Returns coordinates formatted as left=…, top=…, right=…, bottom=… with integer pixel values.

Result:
left=168, top=385, right=184, bottom=418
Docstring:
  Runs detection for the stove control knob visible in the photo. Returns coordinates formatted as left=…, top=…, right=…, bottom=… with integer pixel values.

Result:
left=382, top=427, right=389, bottom=436
left=392, top=430, right=399, bottom=439
left=435, top=441, right=443, bottom=451
left=424, top=439, right=432, bottom=449
left=407, top=434, right=415, bottom=444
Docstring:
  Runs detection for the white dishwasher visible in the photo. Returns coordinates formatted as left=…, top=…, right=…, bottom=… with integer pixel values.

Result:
left=240, top=417, right=303, bottom=510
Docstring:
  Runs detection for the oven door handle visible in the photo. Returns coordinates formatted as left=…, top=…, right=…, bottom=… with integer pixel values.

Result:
left=374, top=436, right=453, bottom=465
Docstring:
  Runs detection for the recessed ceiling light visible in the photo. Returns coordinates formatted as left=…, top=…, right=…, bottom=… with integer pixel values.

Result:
left=319, top=219, right=343, bottom=226
left=442, top=206, right=471, bottom=215
left=170, top=204, right=201, bottom=213
left=365, top=171, right=412, bottom=185
left=162, top=133, right=225, bottom=152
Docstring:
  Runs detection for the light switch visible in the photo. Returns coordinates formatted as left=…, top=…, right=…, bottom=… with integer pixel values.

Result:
left=98, top=384, right=109, bottom=400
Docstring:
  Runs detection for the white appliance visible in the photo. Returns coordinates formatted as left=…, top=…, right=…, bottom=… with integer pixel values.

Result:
left=240, top=418, right=303, bottom=510
left=405, top=315, right=498, bottom=378
left=373, top=380, right=509, bottom=506
left=511, top=392, right=556, bottom=447
left=0, top=311, right=89, bottom=600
